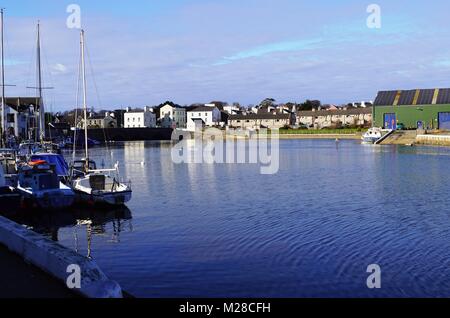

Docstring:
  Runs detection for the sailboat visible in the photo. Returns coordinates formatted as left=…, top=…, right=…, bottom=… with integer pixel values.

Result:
left=69, top=30, right=132, bottom=206
left=15, top=22, right=75, bottom=210
left=19, top=20, right=57, bottom=158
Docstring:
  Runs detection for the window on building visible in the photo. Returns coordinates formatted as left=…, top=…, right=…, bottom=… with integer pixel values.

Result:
left=7, top=114, right=14, bottom=123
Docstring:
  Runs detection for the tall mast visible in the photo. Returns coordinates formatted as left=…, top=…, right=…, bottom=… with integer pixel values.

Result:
left=1, top=9, right=5, bottom=147
left=80, top=30, right=89, bottom=163
left=37, top=21, right=44, bottom=143
left=27, top=22, right=53, bottom=143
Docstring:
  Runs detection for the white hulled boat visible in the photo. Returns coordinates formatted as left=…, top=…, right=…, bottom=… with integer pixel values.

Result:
left=70, top=159, right=131, bottom=205
left=361, top=127, right=382, bottom=144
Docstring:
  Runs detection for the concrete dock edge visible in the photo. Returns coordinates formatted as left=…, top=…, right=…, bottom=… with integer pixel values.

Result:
left=0, top=215, right=123, bottom=298
left=416, top=134, right=450, bottom=146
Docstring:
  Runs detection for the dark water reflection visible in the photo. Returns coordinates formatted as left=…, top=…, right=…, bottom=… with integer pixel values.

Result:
left=3, top=140, right=450, bottom=298
left=2, top=206, right=133, bottom=259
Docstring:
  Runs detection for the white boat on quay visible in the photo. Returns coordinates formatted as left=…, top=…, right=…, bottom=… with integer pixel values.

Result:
left=361, top=127, right=383, bottom=144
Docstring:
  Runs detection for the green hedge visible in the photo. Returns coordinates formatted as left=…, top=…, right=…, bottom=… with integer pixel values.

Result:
left=278, top=128, right=366, bottom=135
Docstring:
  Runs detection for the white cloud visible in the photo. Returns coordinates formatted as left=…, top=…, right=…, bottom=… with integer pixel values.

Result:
left=51, top=63, right=68, bottom=74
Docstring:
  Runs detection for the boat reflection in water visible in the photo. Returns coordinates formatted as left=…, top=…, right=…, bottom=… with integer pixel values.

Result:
left=2, top=206, right=133, bottom=258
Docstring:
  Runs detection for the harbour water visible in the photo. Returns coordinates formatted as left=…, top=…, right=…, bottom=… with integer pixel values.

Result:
left=3, top=139, right=450, bottom=298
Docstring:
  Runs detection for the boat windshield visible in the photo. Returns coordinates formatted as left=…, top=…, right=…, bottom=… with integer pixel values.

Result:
left=73, top=160, right=97, bottom=171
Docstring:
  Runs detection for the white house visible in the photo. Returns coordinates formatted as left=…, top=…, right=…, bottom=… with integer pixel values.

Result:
left=222, top=105, right=241, bottom=115
left=124, top=106, right=156, bottom=128
left=85, top=112, right=117, bottom=129
left=3, top=97, right=40, bottom=140
left=160, top=104, right=187, bottom=128
left=187, top=105, right=221, bottom=131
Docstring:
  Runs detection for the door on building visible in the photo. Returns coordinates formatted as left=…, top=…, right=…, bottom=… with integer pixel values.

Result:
left=384, top=113, right=397, bottom=130
left=417, top=121, right=424, bottom=130
left=438, top=112, right=450, bottom=130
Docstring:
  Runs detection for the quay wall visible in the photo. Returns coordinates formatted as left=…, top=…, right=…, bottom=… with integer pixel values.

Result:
left=87, top=128, right=173, bottom=142
left=416, top=134, right=450, bottom=146
left=0, top=216, right=123, bottom=298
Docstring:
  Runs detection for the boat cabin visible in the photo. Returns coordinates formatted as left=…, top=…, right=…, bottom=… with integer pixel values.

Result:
left=71, top=159, right=97, bottom=179
left=18, top=163, right=59, bottom=191
left=30, top=154, right=69, bottom=178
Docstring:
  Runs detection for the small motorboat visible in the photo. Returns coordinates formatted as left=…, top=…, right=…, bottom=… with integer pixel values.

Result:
left=16, top=160, right=75, bottom=210
left=30, top=153, right=70, bottom=181
left=362, top=128, right=382, bottom=144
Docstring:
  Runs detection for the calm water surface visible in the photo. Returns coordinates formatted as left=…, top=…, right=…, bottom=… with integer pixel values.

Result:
left=7, top=140, right=450, bottom=297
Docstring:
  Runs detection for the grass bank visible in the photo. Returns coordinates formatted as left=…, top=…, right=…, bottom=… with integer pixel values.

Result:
left=279, top=128, right=367, bottom=135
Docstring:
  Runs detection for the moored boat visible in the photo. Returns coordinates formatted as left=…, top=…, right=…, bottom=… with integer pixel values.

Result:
left=68, top=30, right=132, bottom=207
left=361, top=127, right=382, bottom=144
left=0, top=155, right=20, bottom=209
left=0, top=148, right=18, bottom=187
left=16, top=160, right=75, bottom=210
left=30, top=153, right=70, bottom=181
left=70, top=159, right=132, bottom=206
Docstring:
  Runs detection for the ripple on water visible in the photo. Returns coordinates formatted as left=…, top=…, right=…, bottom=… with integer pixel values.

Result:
left=4, top=140, right=450, bottom=297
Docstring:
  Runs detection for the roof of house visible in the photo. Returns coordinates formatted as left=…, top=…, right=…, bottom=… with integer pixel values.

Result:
left=229, top=113, right=291, bottom=120
left=189, top=106, right=218, bottom=112
left=125, top=108, right=153, bottom=114
left=4, top=97, right=41, bottom=112
left=374, top=88, right=450, bottom=106
left=161, top=104, right=185, bottom=109
left=297, top=107, right=372, bottom=117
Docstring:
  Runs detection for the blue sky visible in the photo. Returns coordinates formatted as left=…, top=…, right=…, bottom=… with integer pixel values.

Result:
left=2, top=0, right=450, bottom=110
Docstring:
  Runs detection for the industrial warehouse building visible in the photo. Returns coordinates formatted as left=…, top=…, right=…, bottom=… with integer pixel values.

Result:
left=373, top=89, right=450, bottom=130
